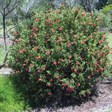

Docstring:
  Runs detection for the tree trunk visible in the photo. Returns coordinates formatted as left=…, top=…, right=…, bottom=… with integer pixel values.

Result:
left=3, top=15, right=7, bottom=51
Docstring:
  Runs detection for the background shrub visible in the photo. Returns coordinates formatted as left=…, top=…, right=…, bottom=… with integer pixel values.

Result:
left=9, top=7, right=109, bottom=106
left=100, top=4, right=112, bottom=31
left=102, top=4, right=112, bottom=14
left=98, top=12, right=111, bottom=29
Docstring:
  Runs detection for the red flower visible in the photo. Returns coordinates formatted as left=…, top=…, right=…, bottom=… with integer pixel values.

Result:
left=44, top=76, right=46, bottom=78
left=26, top=68, right=29, bottom=71
left=75, top=62, right=78, bottom=65
left=110, top=49, right=112, bottom=54
left=47, top=84, right=51, bottom=87
left=98, top=29, right=100, bottom=32
left=15, top=59, right=18, bottom=62
left=57, top=36, right=62, bottom=42
left=48, top=92, right=51, bottom=96
left=83, top=22, right=86, bottom=25
left=51, top=29, right=55, bottom=33
left=80, top=57, right=82, bottom=61
left=87, top=76, right=91, bottom=79
left=55, top=19, right=60, bottom=23
left=30, top=35, right=33, bottom=38
left=98, top=40, right=102, bottom=44
left=33, top=46, right=39, bottom=51
left=32, top=27, right=38, bottom=32
left=81, top=40, right=85, bottom=45
left=66, top=87, right=74, bottom=93
left=53, top=61, right=57, bottom=65
left=88, top=22, right=92, bottom=26
left=68, top=59, right=71, bottom=62
left=46, top=50, right=50, bottom=55
left=61, top=3, right=64, bottom=7
left=82, top=12, right=86, bottom=16
left=23, top=64, right=26, bottom=66
left=30, top=64, right=33, bottom=67
left=42, top=65, right=46, bottom=70
left=15, top=39, right=19, bottom=43
left=94, top=24, right=96, bottom=27
left=102, top=34, right=106, bottom=39
left=58, top=27, right=63, bottom=31
left=36, top=56, right=41, bottom=60
left=14, top=32, right=18, bottom=36
left=46, top=33, right=50, bottom=37
left=62, top=83, right=66, bottom=87
left=50, top=79, right=53, bottom=82
left=25, top=59, right=28, bottom=63
left=67, top=43, right=71, bottom=47
left=34, top=18, right=40, bottom=22
left=60, top=80, right=62, bottom=83
left=68, top=55, right=72, bottom=59
left=56, top=76, right=61, bottom=79
left=76, top=83, right=80, bottom=87
left=74, top=69, right=78, bottom=74
left=90, top=35, right=93, bottom=39
left=37, top=70, right=41, bottom=73
left=100, top=61, right=103, bottom=65
left=100, top=68, right=104, bottom=71
left=38, top=78, right=42, bottom=81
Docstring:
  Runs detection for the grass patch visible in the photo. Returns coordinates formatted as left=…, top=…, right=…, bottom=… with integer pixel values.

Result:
left=0, top=76, right=29, bottom=112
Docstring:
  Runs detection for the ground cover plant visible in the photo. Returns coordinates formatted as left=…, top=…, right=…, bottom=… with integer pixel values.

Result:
left=9, top=6, right=110, bottom=106
left=0, top=76, right=28, bottom=112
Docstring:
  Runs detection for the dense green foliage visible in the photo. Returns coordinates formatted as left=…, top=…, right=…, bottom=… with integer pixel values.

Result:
left=9, top=7, right=109, bottom=106
left=102, top=4, right=112, bottom=14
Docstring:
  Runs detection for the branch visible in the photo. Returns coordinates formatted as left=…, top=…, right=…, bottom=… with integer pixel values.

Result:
left=5, top=4, right=19, bottom=16
left=5, top=0, right=11, bottom=9
left=6, top=25, right=16, bottom=34
left=5, top=25, right=18, bottom=38
left=0, top=50, right=9, bottom=69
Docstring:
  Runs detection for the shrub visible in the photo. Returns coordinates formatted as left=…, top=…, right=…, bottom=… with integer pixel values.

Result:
left=98, top=12, right=111, bottom=29
left=102, top=4, right=112, bottom=14
left=9, top=7, right=109, bottom=106
left=100, top=4, right=112, bottom=30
